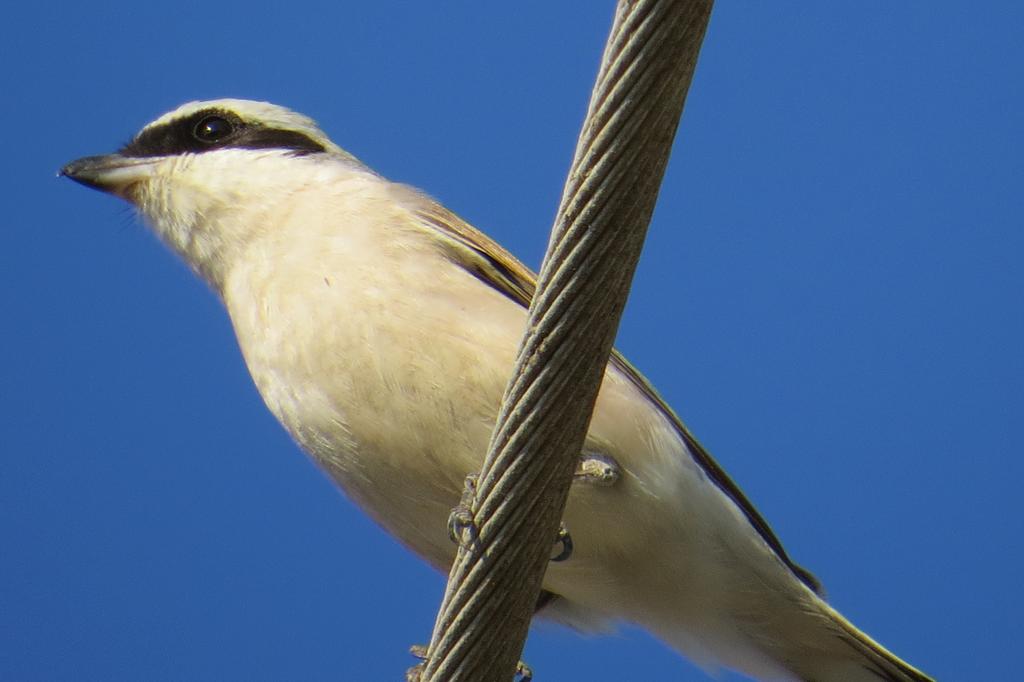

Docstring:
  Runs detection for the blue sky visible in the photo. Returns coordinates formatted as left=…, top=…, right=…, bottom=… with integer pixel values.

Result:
left=3, top=3, right=1021, bottom=680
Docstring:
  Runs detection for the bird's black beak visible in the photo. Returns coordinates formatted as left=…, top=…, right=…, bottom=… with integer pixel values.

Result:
left=60, top=154, right=154, bottom=199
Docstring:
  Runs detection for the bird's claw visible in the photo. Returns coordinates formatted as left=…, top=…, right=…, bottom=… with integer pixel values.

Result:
left=447, top=473, right=479, bottom=549
left=406, top=644, right=532, bottom=681
left=515, top=659, right=534, bottom=681
left=406, top=645, right=428, bottom=681
left=550, top=523, right=573, bottom=562
left=574, top=452, right=620, bottom=486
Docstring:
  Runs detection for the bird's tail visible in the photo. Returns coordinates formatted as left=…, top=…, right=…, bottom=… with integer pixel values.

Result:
left=804, top=602, right=933, bottom=682
left=652, top=583, right=933, bottom=682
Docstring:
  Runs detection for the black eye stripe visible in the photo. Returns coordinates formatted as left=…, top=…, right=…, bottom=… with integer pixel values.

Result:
left=228, top=128, right=327, bottom=155
left=120, top=108, right=326, bottom=158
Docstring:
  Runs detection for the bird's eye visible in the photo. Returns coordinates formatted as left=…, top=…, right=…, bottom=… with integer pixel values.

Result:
left=192, top=115, right=234, bottom=144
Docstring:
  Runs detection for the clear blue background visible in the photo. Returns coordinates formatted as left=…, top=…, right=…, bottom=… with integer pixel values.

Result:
left=3, top=3, right=1020, bottom=680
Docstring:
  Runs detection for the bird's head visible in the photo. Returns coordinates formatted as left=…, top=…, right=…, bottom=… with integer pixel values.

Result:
left=62, top=99, right=364, bottom=287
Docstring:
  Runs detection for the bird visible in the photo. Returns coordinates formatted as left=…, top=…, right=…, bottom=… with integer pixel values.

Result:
left=62, top=99, right=932, bottom=682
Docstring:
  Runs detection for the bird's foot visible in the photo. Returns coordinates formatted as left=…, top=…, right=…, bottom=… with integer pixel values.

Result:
left=447, top=473, right=479, bottom=549
left=574, top=452, right=620, bottom=486
left=550, top=522, right=573, bottom=562
left=406, top=645, right=428, bottom=682
left=407, top=644, right=532, bottom=681
left=447, top=453, right=611, bottom=560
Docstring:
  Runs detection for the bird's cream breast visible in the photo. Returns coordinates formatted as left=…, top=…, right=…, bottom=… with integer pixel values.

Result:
left=218, top=190, right=535, bottom=562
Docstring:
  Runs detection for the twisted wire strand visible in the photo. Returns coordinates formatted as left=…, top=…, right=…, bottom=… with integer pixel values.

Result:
left=419, top=3, right=713, bottom=680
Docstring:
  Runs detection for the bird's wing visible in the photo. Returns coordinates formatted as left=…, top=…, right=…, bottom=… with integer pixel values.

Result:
left=412, top=197, right=822, bottom=595
left=410, top=198, right=536, bottom=308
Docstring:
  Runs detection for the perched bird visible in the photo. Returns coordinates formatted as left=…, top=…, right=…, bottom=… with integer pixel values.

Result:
left=62, top=99, right=931, bottom=682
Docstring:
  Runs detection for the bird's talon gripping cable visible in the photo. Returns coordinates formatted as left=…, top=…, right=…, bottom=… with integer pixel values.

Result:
left=447, top=473, right=479, bottom=549
left=406, top=645, right=428, bottom=681
left=574, top=452, right=620, bottom=486
left=550, top=522, right=573, bottom=563
left=407, top=644, right=531, bottom=681
left=514, top=659, right=533, bottom=681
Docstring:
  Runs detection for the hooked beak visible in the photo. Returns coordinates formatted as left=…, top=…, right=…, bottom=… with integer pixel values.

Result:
left=60, top=154, right=156, bottom=199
